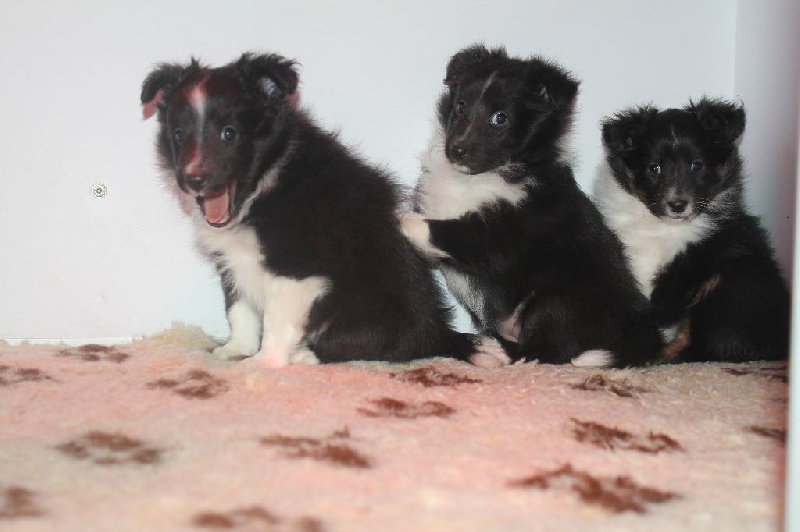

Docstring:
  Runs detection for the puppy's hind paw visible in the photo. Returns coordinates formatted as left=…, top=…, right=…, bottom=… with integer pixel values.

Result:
left=470, top=337, right=511, bottom=368
left=289, top=348, right=320, bottom=366
left=571, top=349, right=614, bottom=368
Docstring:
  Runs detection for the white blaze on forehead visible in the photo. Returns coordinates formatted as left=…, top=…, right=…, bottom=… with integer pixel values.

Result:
left=189, top=83, right=207, bottom=124
left=454, top=70, right=498, bottom=145
left=184, top=83, right=208, bottom=177
left=478, top=70, right=498, bottom=101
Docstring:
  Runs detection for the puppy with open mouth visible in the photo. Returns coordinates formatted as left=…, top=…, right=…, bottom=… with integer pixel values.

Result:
left=141, top=52, right=505, bottom=367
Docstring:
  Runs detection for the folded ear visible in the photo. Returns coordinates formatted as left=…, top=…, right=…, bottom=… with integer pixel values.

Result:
left=237, top=53, right=299, bottom=101
left=140, top=59, right=201, bottom=119
left=443, top=43, right=508, bottom=85
left=527, top=59, right=580, bottom=111
left=601, top=105, right=658, bottom=155
left=687, top=97, right=746, bottom=143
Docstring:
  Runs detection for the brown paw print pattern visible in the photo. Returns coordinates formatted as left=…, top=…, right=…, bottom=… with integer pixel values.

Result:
left=723, top=365, right=788, bottom=383
left=388, top=366, right=482, bottom=387
left=571, top=419, right=684, bottom=454
left=571, top=375, right=651, bottom=398
left=747, top=426, right=786, bottom=444
left=510, top=464, right=680, bottom=514
left=192, top=506, right=324, bottom=531
left=55, top=431, right=164, bottom=466
left=0, top=365, right=56, bottom=386
left=56, top=344, right=130, bottom=364
left=0, top=486, right=44, bottom=519
left=260, top=427, right=372, bottom=469
left=357, top=397, right=455, bottom=419
left=147, top=370, right=229, bottom=399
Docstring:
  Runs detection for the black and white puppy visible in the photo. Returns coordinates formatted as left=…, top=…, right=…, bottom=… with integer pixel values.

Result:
left=403, top=44, right=660, bottom=367
left=140, top=53, right=504, bottom=367
left=596, top=98, right=790, bottom=362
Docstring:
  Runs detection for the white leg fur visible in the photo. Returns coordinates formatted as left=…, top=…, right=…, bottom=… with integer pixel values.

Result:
left=255, top=276, right=329, bottom=368
left=213, top=300, right=262, bottom=359
left=400, top=213, right=450, bottom=260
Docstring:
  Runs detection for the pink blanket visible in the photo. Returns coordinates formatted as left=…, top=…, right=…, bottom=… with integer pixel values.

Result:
left=0, top=325, right=786, bottom=531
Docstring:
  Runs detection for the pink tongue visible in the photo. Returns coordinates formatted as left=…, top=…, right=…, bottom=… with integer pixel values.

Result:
left=203, top=188, right=230, bottom=225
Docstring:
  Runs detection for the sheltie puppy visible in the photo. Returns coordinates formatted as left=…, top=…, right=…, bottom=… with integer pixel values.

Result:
left=141, top=52, right=505, bottom=367
left=403, top=44, right=661, bottom=367
left=595, top=97, right=790, bottom=362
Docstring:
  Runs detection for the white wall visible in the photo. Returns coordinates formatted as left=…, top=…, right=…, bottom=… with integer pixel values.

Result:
left=0, top=0, right=783, bottom=341
left=788, top=97, right=800, bottom=532
left=732, top=5, right=800, bottom=524
left=734, top=0, right=800, bottom=278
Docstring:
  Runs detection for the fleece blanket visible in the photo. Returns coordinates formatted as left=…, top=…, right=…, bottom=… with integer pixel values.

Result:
left=0, top=324, right=787, bottom=531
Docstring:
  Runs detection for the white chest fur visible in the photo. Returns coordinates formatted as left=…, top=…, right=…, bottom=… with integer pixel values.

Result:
left=415, top=126, right=527, bottom=220
left=593, top=164, right=715, bottom=297
left=412, top=125, right=527, bottom=329
left=195, top=223, right=270, bottom=310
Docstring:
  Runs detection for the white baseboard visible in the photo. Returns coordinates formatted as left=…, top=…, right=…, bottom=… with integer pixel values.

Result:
left=2, top=337, right=137, bottom=347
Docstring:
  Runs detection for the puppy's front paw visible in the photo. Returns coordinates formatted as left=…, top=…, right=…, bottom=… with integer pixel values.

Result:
left=243, top=348, right=319, bottom=368
left=252, top=350, right=290, bottom=368
left=400, top=213, right=448, bottom=259
left=658, top=324, right=680, bottom=343
left=400, top=213, right=429, bottom=244
left=213, top=341, right=259, bottom=361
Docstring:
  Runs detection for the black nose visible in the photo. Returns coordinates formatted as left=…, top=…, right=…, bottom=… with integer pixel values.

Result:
left=667, top=200, right=688, bottom=214
left=450, top=145, right=467, bottom=160
left=186, top=174, right=207, bottom=192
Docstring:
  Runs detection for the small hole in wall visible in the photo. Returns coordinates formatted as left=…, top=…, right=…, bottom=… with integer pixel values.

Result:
left=91, top=183, right=107, bottom=198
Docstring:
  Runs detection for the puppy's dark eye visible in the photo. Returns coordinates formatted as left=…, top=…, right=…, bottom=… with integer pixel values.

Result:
left=648, top=163, right=661, bottom=175
left=455, top=100, right=466, bottom=115
left=491, top=112, right=508, bottom=126
left=174, top=128, right=185, bottom=144
left=689, top=160, right=704, bottom=172
left=220, top=126, right=237, bottom=141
